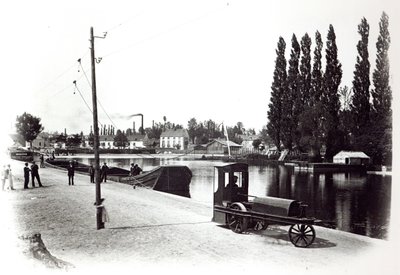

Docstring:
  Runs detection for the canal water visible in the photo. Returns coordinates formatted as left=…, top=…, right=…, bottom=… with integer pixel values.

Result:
left=75, top=155, right=391, bottom=240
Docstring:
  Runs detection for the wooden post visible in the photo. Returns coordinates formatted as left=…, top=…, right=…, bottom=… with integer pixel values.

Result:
left=90, top=27, right=104, bottom=230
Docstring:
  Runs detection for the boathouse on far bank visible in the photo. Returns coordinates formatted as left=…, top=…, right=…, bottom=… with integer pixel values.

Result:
left=333, top=151, right=370, bottom=165
left=205, top=139, right=242, bottom=155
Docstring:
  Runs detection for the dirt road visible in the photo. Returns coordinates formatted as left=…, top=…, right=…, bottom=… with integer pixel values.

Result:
left=0, top=158, right=397, bottom=274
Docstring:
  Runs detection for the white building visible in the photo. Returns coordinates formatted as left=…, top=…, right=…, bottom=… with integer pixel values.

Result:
left=160, top=129, right=189, bottom=150
left=127, top=134, right=145, bottom=149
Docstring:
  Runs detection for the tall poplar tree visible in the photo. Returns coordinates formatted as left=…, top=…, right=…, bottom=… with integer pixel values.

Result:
left=371, top=12, right=392, bottom=165
left=295, top=33, right=312, bottom=150
left=311, top=31, right=324, bottom=105
left=299, top=33, right=312, bottom=108
left=267, top=37, right=287, bottom=150
left=351, top=17, right=371, bottom=138
left=281, top=34, right=300, bottom=150
left=322, top=25, right=343, bottom=160
left=298, top=31, right=323, bottom=159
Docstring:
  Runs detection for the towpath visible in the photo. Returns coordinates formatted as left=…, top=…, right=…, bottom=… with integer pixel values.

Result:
left=0, top=158, right=397, bottom=274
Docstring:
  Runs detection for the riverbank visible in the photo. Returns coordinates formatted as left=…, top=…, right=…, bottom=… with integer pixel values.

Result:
left=0, top=158, right=398, bottom=274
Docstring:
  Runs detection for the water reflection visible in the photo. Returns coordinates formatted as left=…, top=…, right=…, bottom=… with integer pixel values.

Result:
left=72, top=157, right=391, bottom=239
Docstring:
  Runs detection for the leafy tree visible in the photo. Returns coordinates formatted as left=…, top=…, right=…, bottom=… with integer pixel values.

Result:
left=299, top=33, right=312, bottom=109
left=297, top=107, right=324, bottom=161
left=225, top=126, right=243, bottom=145
left=281, top=34, right=300, bottom=150
left=80, top=131, right=85, bottom=147
left=55, top=133, right=67, bottom=143
left=187, top=118, right=198, bottom=144
left=235, top=122, right=244, bottom=134
left=322, top=25, right=343, bottom=160
left=296, top=33, right=312, bottom=150
left=88, top=132, right=94, bottom=147
left=144, top=124, right=163, bottom=139
left=311, top=31, right=324, bottom=105
left=195, top=122, right=209, bottom=144
left=204, top=119, right=223, bottom=139
left=15, top=112, right=44, bottom=149
left=172, top=124, right=183, bottom=130
left=66, top=134, right=82, bottom=147
left=267, top=37, right=287, bottom=151
left=232, top=122, right=244, bottom=136
left=113, top=130, right=128, bottom=149
left=299, top=31, right=325, bottom=159
left=351, top=17, right=371, bottom=138
left=247, top=128, right=256, bottom=135
left=371, top=12, right=392, bottom=165
left=252, top=139, right=262, bottom=150
left=259, top=126, right=274, bottom=146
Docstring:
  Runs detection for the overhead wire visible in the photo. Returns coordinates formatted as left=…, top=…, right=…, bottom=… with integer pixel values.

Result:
left=101, top=3, right=228, bottom=59
left=73, top=80, right=104, bottom=127
left=103, top=11, right=145, bottom=33
left=77, top=60, right=119, bottom=130
left=31, top=3, right=228, bottom=133
left=35, top=49, right=90, bottom=99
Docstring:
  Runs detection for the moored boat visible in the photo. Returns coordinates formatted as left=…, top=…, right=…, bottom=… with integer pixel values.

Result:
left=9, top=149, right=34, bottom=162
left=118, top=166, right=192, bottom=197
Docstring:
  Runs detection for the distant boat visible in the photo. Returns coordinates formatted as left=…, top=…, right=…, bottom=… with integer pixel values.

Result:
left=9, top=149, right=34, bottom=162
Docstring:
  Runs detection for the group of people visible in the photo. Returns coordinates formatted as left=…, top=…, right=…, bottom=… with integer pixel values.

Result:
left=23, top=161, right=43, bottom=189
left=68, top=161, right=110, bottom=185
left=2, top=161, right=44, bottom=191
left=129, top=163, right=142, bottom=176
left=88, top=162, right=110, bottom=183
left=3, top=159, right=142, bottom=190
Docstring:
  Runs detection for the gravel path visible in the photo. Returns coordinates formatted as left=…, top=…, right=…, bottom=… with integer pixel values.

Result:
left=0, top=158, right=397, bottom=274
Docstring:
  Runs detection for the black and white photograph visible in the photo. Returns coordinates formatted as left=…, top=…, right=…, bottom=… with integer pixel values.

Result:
left=0, top=0, right=398, bottom=274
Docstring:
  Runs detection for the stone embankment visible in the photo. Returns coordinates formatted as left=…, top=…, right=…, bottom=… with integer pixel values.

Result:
left=0, top=158, right=398, bottom=274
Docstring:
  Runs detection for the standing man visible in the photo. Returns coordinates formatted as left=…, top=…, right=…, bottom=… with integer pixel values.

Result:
left=133, top=164, right=142, bottom=176
left=31, top=161, right=43, bottom=187
left=101, top=162, right=109, bottom=182
left=23, top=162, right=30, bottom=189
left=7, top=164, right=14, bottom=190
left=1, top=165, right=7, bottom=191
left=40, top=154, right=45, bottom=168
left=129, top=163, right=135, bottom=176
left=67, top=161, right=75, bottom=185
left=88, top=164, right=95, bottom=183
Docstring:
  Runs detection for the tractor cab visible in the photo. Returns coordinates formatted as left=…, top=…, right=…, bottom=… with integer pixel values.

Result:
left=213, top=163, right=249, bottom=223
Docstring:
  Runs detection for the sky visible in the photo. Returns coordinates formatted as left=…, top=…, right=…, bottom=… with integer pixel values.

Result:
left=0, top=0, right=399, bottom=137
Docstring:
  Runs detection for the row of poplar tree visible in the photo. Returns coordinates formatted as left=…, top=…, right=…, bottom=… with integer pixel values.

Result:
left=266, top=12, right=391, bottom=165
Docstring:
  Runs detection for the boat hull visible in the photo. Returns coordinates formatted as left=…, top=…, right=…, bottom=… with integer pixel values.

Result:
left=10, top=150, right=34, bottom=162
left=119, top=166, right=192, bottom=198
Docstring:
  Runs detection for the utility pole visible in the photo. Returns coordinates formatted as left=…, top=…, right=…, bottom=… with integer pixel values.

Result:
left=90, top=26, right=105, bottom=230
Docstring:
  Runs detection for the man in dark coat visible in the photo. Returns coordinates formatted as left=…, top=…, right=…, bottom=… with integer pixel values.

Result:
left=133, top=164, right=142, bottom=176
left=101, top=163, right=109, bottom=182
left=88, top=164, right=95, bottom=183
left=31, top=161, right=43, bottom=187
left=23, top=162, right=31, bottom=189
left=67, top=161, right=75, bottom=185
left=129, top=163, right=135, bottom=176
